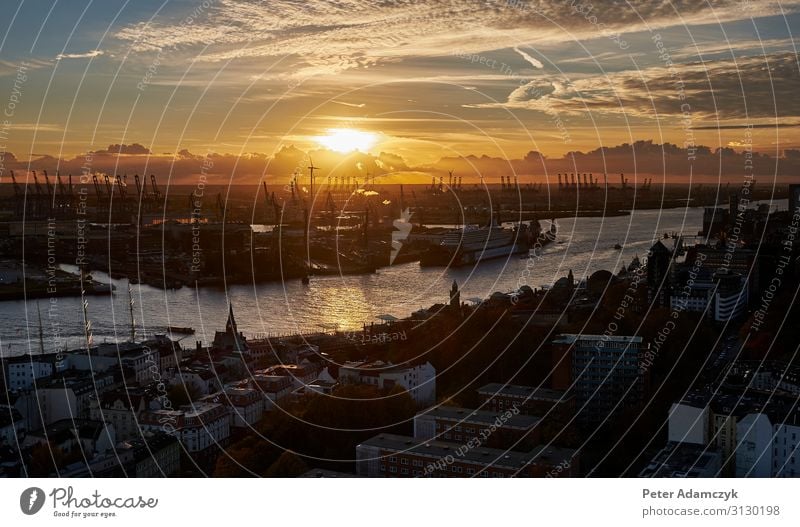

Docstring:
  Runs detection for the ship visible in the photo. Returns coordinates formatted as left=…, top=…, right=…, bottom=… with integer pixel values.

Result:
left=419, top=220, right=541, bottom=267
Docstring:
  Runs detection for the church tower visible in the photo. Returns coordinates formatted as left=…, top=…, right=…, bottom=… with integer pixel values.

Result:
left=450, top=280, right=460, bottom=309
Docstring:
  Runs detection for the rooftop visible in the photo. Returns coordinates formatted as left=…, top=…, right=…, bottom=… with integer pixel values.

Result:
left=477, top=383, right=571, bottom=403
left=417, top=406, right=541, bottom=430
left=639, top=442, right=720, bottom=477
left=359, top=433, right=575, bottom=470
left=553, top=333, right=643, bottom=345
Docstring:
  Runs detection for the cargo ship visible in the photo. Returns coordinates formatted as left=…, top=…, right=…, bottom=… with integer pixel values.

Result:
left=419, top=220, right=544, bottom=267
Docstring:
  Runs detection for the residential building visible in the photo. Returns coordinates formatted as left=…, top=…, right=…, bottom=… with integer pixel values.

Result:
left=356, top=433, right=577, bottom=477
left=639, top=442, right=722, bottom=477
left=556, top=333, right=648, bottom=424
left=476, top=383, right=574, bottom=417
left=339, top=360, right=436, bottom=406
left=200, top=387, right=264, bottom=429
left=413, top=406, right=541, bottom=451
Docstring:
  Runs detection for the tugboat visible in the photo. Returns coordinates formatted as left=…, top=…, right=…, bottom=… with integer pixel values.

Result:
left=168, top=326, right=195, bottom=334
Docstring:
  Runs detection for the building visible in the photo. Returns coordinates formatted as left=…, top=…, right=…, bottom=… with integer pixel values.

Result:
left=0, top=407, right=24, bottom=445
left=356, top=433, right=577, bottom=477
left=237, top=373, right=294, bottom=406
left=413, top=406, right=541, bottom=451
left=556, top=333, right=648, bottom=424
left=259, top=362, right=322, bottom=389
left=668, top=398, right=710, bottom=445
left=141, top=402, right=230, bottom=454
left=639, top=442, right=722, bottom=477
left=89, top=388, right=153, bottom=442
left=670, top=268, right=748, bottom=322
left=647, top=240, right=674, bottom=306
left=117, top=432, right=181, bottom=477
left=199, top=387, right=264, bottom=429
left=338, top=361, right=436, bottom=406
left=736, top=411, right=800, bottom=478
left=477, top=383, right=574, bottom=417
left=172, top=367, right=222, bottom=396
left=213, top=303, right=248, bottom=354
left=13, top=373, right=115, bottom=431
left=25, top=419, right=116, bottom=461
left=5, top=355, right=57, bottom=390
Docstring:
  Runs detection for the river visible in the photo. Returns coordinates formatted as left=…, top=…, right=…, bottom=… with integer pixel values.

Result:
left=0, top=201, right=784, bottom=356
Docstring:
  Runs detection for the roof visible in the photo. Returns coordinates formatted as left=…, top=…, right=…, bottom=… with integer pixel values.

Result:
left=358, top=433, right=575, bottom=470
left=553, top=333, right=643, bottom=345
left=32, top=419, right=109, bottom=444
left=299, top=468, right=356, bottom=478
left=477, top=383, right=571, bottom=403
left=639, top=442, right=720, bottom=477
left=417, top=406, right=540, bottom=430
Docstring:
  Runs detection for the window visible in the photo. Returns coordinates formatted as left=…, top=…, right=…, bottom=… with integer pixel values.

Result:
left=401, top=458, right=409, bottom=465
left=401, top=468, right=409, bottom=475
left=389, top=456, right=397, bottom=463
left=389, top=466, right=397, bottom=473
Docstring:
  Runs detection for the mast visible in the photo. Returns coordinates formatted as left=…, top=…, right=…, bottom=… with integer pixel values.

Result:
left=80, top=269, right=93, bottom=351
left=128, top=283, right=136, bottom=342
left=36, top=302, right=45, bottom=354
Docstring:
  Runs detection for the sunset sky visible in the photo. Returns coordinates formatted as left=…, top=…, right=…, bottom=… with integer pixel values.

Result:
left=1, top=0, right=799, bottom=183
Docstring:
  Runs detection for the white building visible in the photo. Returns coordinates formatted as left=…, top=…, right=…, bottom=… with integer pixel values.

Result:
left=140, top=402, right=230, bottom=454
left=6, top=359, right=54, bottom=390
left=668, top=401, right=710, bottom=445
left=338, top=361, right=436, bottom=406
left=735, top=413, right=774, bottom=477
left=670, top=270, right=748, bottom=322
left=200, top=388, right=264, bottom=429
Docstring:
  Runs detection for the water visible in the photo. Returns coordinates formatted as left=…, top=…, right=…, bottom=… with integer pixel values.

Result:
left=0, top=201, right=784, bottom=356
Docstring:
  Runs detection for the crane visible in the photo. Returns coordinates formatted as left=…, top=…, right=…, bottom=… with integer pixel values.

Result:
left=9, top=170, right=22, bottom=197
left=115, top=175, right=126, bottom=200
left=150, top=174, right=160, bottom=199
left=92, top=174, right=104, bottom=197
left=307, top=157, right=319, bottom=200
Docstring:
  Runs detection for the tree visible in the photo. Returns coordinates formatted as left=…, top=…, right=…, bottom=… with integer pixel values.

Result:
left=264, top=451, right=309, bottom=477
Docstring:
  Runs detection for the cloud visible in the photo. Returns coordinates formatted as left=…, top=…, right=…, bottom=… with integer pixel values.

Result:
left=329, top=100, right=366, bottom=108
left=112, top=0, right=800, bottom=78
left=468, top=52, right=800, bottom=122
left=424, top=139, right=800, bottom=180
left=92, top=143, right=152, bottom=155
left=3, top=139, right=800, bottom=185
left=56, top=49, right=104, bottom=60
left=513, top=46, right=543, bottom=69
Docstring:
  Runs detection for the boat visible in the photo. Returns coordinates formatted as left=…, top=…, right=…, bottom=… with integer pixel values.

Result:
left=419, top=220, right=538, bottom=267
left=168, top=326, right=195, bottom=334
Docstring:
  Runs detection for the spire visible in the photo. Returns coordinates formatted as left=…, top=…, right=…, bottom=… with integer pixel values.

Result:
left=226, top=302, right=238, bottom=334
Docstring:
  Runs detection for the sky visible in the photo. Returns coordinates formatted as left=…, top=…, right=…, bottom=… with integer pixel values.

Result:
left=0, top=0, right=799, bottom=183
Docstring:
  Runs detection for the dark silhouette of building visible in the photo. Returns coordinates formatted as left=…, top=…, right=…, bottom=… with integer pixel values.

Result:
left=212, top=303, right=248, bottom=353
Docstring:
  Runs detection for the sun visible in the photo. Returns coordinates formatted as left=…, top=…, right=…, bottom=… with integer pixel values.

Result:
left=316, top=128, right=378, bottom=153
